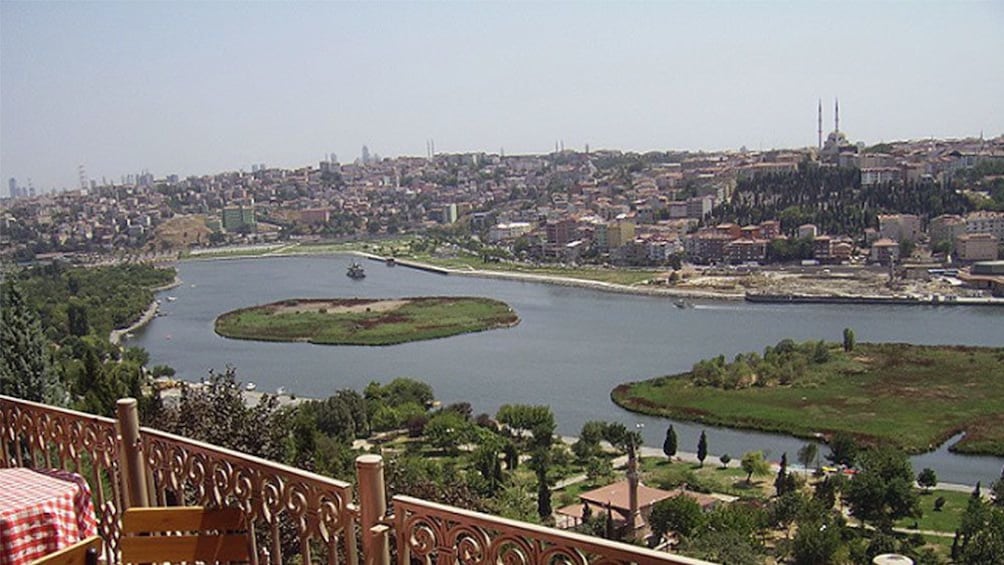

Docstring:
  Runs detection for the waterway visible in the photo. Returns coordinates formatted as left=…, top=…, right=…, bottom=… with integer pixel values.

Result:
left=132, top=255, right=1004, bottom=485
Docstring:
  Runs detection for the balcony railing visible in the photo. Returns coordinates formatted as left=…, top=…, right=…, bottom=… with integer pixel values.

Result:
left=1, top=395, right=711, bottom=565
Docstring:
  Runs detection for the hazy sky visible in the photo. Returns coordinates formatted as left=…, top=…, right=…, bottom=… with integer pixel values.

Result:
left=2, top=1, right=1002, bottom=194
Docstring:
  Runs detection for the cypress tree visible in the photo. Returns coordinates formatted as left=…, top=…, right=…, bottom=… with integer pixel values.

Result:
left=697, top=430, right=708, bottom=468
left=663, top=425, right=678, bottom=459
left=0, top=280, right=63, bottom=405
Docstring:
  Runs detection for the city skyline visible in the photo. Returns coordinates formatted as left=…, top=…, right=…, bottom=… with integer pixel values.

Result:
left=2, top=1, right=1002, bottom=194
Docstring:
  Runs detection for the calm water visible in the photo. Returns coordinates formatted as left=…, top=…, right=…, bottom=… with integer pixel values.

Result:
left=133, top=255, right=1004, bottom=485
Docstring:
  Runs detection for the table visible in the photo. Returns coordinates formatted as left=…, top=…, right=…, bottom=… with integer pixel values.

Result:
left=0, top=468, right=98, bottom=565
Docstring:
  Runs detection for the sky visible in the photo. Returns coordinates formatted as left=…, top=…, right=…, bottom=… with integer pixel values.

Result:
left=2, top=1, right=1002, bottom=194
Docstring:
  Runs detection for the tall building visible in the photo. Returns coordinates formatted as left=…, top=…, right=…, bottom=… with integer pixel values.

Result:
left=222, top=199, right=257, bottom=232
left=8, top=178, right=17, bottom=198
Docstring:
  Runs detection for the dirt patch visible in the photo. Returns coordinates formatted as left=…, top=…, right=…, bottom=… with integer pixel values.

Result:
left=272, top=299, right=410, bottom=315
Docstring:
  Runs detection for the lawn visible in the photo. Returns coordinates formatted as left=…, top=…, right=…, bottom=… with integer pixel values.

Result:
left=215, top=296, right=518, bottom=346
left=896, top=488, right=973, bottom=534
left=612, top=343, right=1004, bottom=456
left=638, top=457, right=773, bottom=499
left=407, top=252, right=662, bottom=286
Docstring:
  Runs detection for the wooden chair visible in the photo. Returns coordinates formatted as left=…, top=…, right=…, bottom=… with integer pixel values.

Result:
left=120, top=506, right=251, bottom=564
left=32, top=535, right=102, bottom=565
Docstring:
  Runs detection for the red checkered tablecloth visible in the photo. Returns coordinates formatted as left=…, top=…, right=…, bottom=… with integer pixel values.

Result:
left=0, top=467, right=97, bottom=565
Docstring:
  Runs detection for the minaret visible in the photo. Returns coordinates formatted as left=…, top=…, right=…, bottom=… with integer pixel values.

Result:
left=835, top=98, right=840, bottom=133
left=817, top=99, right=823, bottom=150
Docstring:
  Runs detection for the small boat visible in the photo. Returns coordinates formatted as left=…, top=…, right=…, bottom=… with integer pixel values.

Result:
left=386, top=257, right=396, bottom=267
left=674, top=300, right=692, bottom=309
left=245, top=382, right=257, bottom=392
left=166, top=296, right=177, bottom=302
left=276, top=386, right=287, bottom=396
left=347, top=261, right=366, bottom=279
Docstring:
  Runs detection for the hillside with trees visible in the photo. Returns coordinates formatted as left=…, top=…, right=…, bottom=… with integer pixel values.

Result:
left=712, top=163, right=970, bottom=236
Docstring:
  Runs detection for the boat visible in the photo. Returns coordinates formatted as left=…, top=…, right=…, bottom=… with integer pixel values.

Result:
left=245, top=382, right=257, bottom=392
left=386, top=257, right=396, bottom=267
left=166, top=296, right=177, bottom=302
left=674, top=300, right=692, bottom=309
left=347, top=261, right=366, bottom=279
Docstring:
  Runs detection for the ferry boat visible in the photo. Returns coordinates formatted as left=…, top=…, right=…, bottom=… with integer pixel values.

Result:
left=347, top=261, right=366, bottom=279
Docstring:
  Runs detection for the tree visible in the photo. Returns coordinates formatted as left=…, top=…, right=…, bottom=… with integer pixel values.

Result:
left=775, top=452, right=789, bottom=496
left=0, top=280, right=63, bottom=405
left=792, top=515, right=843, bottom=565
left=650, top=494, right=705, bottom=539
left=740, top=451, right=770, bottom=484
left=917, top=468, right=938, bottom=493
left=719, top=453, right=731, bottom=469
left=797, top=442, right=818, bottom=472
left=826, top=431, right=858, bottom=467
left=663, top=425, right=678, bottom=459
left=697, top=430, right=708, bottom=468
left=991, top=467, right=1004, bottom=507
left=844, top=447, right=920, bottom=532
left=842, top=327, right=855, bottom=352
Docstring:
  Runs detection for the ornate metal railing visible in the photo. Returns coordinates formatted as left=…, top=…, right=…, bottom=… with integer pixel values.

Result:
left=2, top=395, right=711, bottom=565
left=140, top=427, right=356, bottom=564
left=392, top=496, right=709, bottom=565
left=0, top=395, right=125, bottom=564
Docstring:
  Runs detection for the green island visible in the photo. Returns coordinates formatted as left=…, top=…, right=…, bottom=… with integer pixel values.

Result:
left=214, top=296, right=519, bottom=346
left=612, top=340, right=1004, bottom=456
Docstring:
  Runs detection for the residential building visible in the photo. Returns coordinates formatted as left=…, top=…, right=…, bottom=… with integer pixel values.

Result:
left=878, top=214, right=921, bottom=243
left=870, top=238, right=900, bottom=265
left=965, top=211, right=1004, bottom=240
left=955, top=233, right=999, bottom=262
left=725, top=238, right=768, bottom=264
left=929, top=215, right=967, bottom=250
left=488, top=222, right=532, bottom=243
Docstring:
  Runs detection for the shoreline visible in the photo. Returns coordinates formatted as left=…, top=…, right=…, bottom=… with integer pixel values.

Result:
left=168, top=245, right=1004, bottom=305
left=108, top=276, right=182, bottom=346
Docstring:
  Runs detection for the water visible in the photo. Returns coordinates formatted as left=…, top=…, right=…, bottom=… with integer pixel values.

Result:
left=134, top=255, right=1004, bottom=485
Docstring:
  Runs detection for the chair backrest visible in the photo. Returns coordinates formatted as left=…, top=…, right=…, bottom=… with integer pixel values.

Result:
left=32, top=535, right=102, bottom=565
left=120, top=506, right=251, bottom=564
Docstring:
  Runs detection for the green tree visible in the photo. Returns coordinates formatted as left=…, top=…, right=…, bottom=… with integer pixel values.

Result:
left=0, top=280, right=63, bottom=405
left=775, top=452, right=790, bottom=496
left=663, top=425, right=678, bottom=459
left=797, top=442, right=818, bottom=472
left=719, top=453, right=732, bottom=469
left=425, top=410, right=474, bottom=454
left=842, top=327, right=855, bottom=352
left=650, top=494, right=705, bottom=539
left=697, top=430, right=708, bottom=468
left=917, top=468, right=938, bottom=493
left=990, top=467, right=1004, bottom=507
left=844, top=447, right=920, bottom=532
left=740, top=451, right=770, bottom=484
left=958, top=504, right=1004, bottom=564
left=792, top=515, right=843, bottom=565
left=67, top=300, right=90, bottom=337
left=826, top=431, right=858, bottom=467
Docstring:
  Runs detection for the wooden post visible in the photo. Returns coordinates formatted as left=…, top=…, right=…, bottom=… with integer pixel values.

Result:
left=356, top=454, right=390, bottom=565
left=117, top=398, right=149, bottom=509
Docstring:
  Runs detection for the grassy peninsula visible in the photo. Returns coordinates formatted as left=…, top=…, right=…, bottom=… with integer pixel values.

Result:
left=215, top=296, right=518, bottom=346
left=612, top=341, right=1004, bottom=456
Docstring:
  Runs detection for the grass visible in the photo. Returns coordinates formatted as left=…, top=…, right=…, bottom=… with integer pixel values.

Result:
left=407, top=252, right=662, bottom=286
left=612, top=343, right=1004, bottom=456
left=638, top=457, right=772, bottom=499
left=215, top=296, right=518, bottom=346
left=896, top=489, right=973, bottom=534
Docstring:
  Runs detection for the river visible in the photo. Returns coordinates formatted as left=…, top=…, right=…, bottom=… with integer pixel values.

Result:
left=131, top=255, right=1004, bottom=486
